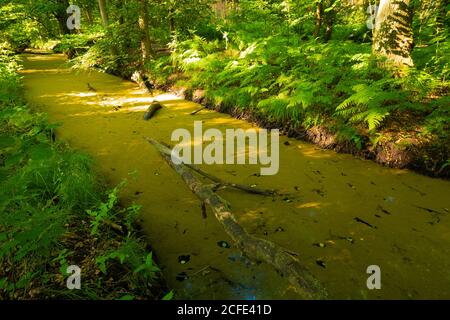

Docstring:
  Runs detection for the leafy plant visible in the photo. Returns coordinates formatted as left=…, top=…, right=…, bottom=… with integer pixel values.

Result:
left=87, top=181, right=125, bottom=235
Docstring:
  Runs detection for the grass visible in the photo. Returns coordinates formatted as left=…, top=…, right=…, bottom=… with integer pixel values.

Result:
left=0, top=48, right=169, bottom=300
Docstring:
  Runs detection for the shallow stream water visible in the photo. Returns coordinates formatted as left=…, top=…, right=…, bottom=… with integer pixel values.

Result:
left=19, top=53, right=450, bottom=299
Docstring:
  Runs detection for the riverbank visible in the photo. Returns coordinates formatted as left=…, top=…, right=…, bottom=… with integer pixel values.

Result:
left=18, top=52, right=450, bottom=299
left=53, top=34, right=449, bottom=179
left=0, top=50, right=169, bottom=300
left=152, top=76, right=450, bottom=179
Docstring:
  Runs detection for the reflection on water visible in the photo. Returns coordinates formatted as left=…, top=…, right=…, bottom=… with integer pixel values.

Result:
left=19, top=53, right=450, bottom=299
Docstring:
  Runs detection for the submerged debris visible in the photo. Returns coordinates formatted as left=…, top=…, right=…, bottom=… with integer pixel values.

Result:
left=178, top=255, right=191, bottom=264
left=313, top=242, right=326, bottom=248
left=217, top=241, right=231, bottom=249
left=354, top=217, right=377, bottom=229
left=87, top=82, right=97, bottom=92
left=143, top=102, right=163, bottom=120
left=176, top=272, right=189, bottom=282
left=201, top=202, right=207, bottom=220
left=316, top=259, right=326, bottom=268
left=377, top=205, right=392, bottom=215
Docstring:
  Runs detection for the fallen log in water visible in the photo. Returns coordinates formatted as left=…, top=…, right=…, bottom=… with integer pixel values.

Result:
left=87, top=82, right=97, bottom=92
left=144, top=102, right=163, bottom=120
left=145, top=137, right=327, bottom=299
left=183, top=162, right=276, bottom=196
left=190, top=106, right=206, bottom=115
left=156, top=141, right=276, bottom=196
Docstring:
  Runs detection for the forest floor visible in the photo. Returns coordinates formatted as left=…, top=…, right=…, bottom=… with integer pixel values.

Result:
left=0, top=51, right=168, bottom=300
left=18, top=52, right=450, bottom=299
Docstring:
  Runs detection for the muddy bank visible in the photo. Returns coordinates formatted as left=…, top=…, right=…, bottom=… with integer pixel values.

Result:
left=20, top=53, right=450, bottom=299
left=160, top=85, right=449, bottom=179
left=52, top=48, right=448, bottom=179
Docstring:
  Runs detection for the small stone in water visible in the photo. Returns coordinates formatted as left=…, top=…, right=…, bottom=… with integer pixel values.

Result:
left=176, top=272, right=189, bottom=282
left=316, top=259, right=326, bottom=268
left=178, top=255, right=190, bottom=264
left=217, top=241, right=231, bottom=248
left=313, top=242, right=326, bottom=248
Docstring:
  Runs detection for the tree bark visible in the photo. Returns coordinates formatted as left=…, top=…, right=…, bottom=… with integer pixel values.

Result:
left=146, top=138, right=327, bottom=299
left=373, top=0, right=414, bottom=66
left=138, top=0, right=153, bottom=63
left=314, top=2, right=323, bottom=38
left=143, top=103, right=163, bottom=120
left=168, top=7, right=175, bottom=35
left=98, top=0, right=109, bottom=26
left=53, top=0, right=71, bottom=35
left=85, top=6, right=94, bottom=25
left=323, top=9, right=334, bottom=42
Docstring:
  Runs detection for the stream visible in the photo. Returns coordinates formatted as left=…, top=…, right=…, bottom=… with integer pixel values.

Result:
left=19, top=53, right=450, bottom=299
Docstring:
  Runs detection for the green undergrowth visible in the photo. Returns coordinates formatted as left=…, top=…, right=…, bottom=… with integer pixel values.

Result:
left=143, top=33, right=449, bottom=175
left=52, top=32, right=104, bottom=59
left=0, top=50, right=170, bottom=300
left=50, top=23, right=449, bottom=176
left=154, top=34, right=448, bottom=135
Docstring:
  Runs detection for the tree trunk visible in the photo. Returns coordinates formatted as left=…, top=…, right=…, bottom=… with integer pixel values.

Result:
left=98, top=0, right=109, bottom=26
left=323, top=9, right=335, bottom=42
left=53, top=0, right=71, bottom=35
left=168, top=7, right=175, bottom=35
left=373, top=0, right=414, bottom=66
left=146, top=138, right=326, bottom=299
left=84, top=4, right=94, bottom=25
left=138, top=0, right=153, bottom=63
left=55, top=15, right=70, bottom=35
left=314, top=2, right=323, bottom=38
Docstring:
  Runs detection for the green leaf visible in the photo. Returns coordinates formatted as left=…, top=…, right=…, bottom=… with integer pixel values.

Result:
left=4, top=153, right=24, bottom=168
left=162, top=290, right=174, bottom=300
left=0, top=278, right=8, bottom=290
left=29, top=144, right=54, bottom=162
left=0, top=136, right=16, bottom=148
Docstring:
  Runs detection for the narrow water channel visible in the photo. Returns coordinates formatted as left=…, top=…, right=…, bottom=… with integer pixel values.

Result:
left=19, top=53, right=450, bottom=299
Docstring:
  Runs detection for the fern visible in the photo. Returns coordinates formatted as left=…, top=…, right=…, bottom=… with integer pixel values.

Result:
left=335, top=79, right=406, bottom=131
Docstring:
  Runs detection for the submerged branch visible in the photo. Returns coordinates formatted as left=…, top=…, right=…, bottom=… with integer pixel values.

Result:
left=155, top=140, right=276, bottom=196
left=190, top=106, right=207, bottom=115
left=145, top=137, right=327, bottom=299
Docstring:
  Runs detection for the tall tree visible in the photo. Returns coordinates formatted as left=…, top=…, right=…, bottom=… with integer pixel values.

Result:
left=313, top=0, right=337, bottom=42
left=314, top=1, right=323, bottom=38
left=323, top=0, right=336, bottom=42
left=98, top=0, right=109, bottom=26
left=52, top=0, right=71, bottom=35
left=138, top=0, right=153, bottom=62
left=373, top=0, right=414, bottom=66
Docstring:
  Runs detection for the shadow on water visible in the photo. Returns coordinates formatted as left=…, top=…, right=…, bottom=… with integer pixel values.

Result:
left=19, top=53, right=450, bottom=299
